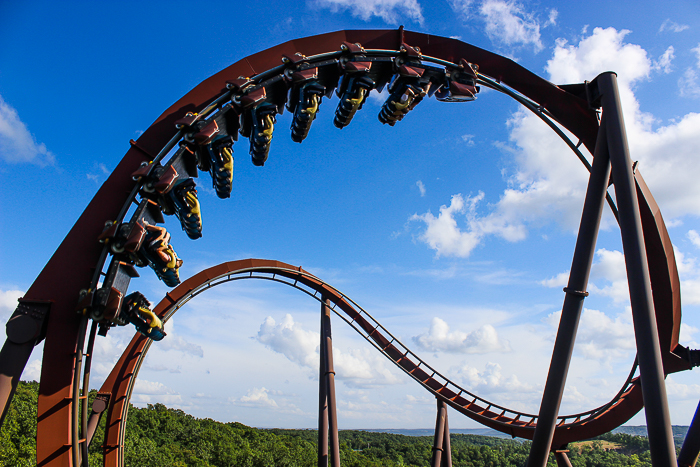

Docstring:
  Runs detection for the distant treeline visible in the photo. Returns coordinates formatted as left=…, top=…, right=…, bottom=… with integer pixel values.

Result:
left=0, top=381, right=682, bottom=466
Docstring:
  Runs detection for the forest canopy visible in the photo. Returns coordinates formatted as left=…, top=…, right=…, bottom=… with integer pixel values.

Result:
left=0, top=381, right=682, bottom=466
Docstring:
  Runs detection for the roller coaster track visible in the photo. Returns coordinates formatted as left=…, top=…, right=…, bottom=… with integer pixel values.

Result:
left=96, top=258, right=643, bottom=466
left=1, top=29, right=697, bottom=467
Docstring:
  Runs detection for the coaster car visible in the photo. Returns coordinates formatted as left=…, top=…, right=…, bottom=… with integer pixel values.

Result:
left=334, top=62, right=375, bottom=129
left=120, top=292, right=166, bottom=341
left=206, top=134, right=234, bottom=198
left=165, top=178, right=202, bottom=239
left=137, top=223, right=183, bottom=287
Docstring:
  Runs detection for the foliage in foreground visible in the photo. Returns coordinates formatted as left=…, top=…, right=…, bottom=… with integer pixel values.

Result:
left=0, top=381, right=672, bottom=466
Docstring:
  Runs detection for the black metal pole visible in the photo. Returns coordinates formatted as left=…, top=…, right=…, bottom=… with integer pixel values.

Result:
left=526, top=114, right=612, bottom=467
left=597, top=71, right=676, bottom=467
left=678, top=400, right=700, bottom=467
left=321, top=298, right=340, bottom=467
left=318, top=304, right=329, bottom=467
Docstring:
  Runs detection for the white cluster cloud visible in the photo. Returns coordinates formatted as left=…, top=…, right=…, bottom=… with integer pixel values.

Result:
left=546, top=308, right=635, bottom=362
left=411, top=27, right=700, bottom=259
left=256, top=314, right=402, bottom=387
left=588, top=249, right=630, bottom=304
left=23, top=359, right=42, bottom=381
left=312, top=0, right=423, bottom=25
left=680, top=323, right=699, bottom=348
left=673, top=246, right=700, bottom=306
left=410, top=193, right=487, bottom=258
left=257, top=314, right=319, bottom=368
left=449, top=0, right=555, bottom=51
left=131, top=379, right=184, bottom=406
left=236, top=387, right=279, bottom=408
left=0, top=95, right=55, bottom=165
left=665, top=376, right=700, bottom=400
left=0, top=288, right=23, bottom=322
left=413, top=317, right=510, bottom=353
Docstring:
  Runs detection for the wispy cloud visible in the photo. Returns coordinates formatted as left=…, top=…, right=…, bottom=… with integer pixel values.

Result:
left=311, top=0, right=424, bottom=25
left=416, top=180, right=426, bottom=197
left=679, top=68, right=700, bottom=98
left=652, top=46, right=675, bottom=74
left=155, top=318, right=204, bottom=357
left=461, top=134, right=475, bottom=146
left=659, top=19, right=690, bottom=33
left=87, top=162, right=111, bottom=183
left=448, top=0, right=544, bottom=52
left=479, top=0, right=544, bottom=52
left=544, top=8, right=557, bottom=28
left=0, top=95, right=55, bottom=166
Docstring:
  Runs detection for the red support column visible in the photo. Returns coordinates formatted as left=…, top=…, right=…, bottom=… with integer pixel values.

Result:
left=431, top=399, right=447, bottom=467
left=318, top=307, right=329, bottom=467
left=321, top=298, right=340, bottom=467
left=597, top=72, right=676, bottom=467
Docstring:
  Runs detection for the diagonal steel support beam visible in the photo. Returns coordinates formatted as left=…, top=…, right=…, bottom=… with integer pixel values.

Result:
left=527, top=111, right=612, bottom=467
left=554, top=450, right=573, bottom=467
left=596, top=71, right=676, bottom=467
left=678, top=400, right=700, bottom=467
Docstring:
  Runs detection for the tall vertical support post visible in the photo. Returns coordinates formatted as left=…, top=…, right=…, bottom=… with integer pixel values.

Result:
left=597, top=71, right=676, bottom=467
left=526, top=114, right=612, bottom=467
left=442, top=405, right=452, bottom=467
left=431, top=399, right=448, bottom=467
left=321, top=297, right=340, bottom=467
left=318, top=308, right=329, bottom=467
left=678, top=401, right=700, bottom=467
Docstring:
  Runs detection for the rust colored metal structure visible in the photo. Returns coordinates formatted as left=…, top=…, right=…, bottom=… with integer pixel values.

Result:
left=0, top=29, right=697, bottom=466
left=431, top=399, right=452, bottom=467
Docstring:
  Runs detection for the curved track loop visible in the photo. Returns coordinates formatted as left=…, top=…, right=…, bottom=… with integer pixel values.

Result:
left=99, top=259, right=661, bottom=466
left=23, top=29, right=687, bottom=465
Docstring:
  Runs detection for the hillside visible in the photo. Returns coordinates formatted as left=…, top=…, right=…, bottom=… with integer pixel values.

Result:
left=0, top=381, right=682, bottom=466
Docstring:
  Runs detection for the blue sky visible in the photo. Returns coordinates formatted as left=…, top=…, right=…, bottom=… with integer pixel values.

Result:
left=1, top=0, right=700, bottom=430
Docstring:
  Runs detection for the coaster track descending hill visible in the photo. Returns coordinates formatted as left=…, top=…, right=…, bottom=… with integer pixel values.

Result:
left=0, top=29, right=697, bottom=467
left=94, top=258, right=655, bottom=467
